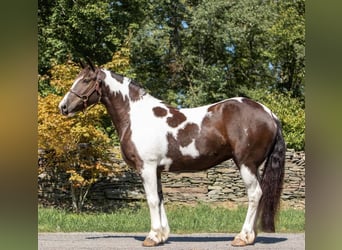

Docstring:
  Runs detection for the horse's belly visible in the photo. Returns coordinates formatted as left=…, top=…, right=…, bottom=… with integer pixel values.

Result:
left=161, top=150, right=232, bottom=172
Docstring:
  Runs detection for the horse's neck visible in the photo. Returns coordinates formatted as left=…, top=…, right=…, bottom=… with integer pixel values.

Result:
left=101, top=94, right=128, bottom=140
left=100, top=73, right=159, bottom=140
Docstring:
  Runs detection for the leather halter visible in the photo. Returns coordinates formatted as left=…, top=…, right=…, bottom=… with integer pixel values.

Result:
left=69, top=78, right=102, bottom=111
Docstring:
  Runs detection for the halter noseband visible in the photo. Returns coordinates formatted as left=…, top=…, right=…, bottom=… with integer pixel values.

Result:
left=69, top=78, right=103, bottom=111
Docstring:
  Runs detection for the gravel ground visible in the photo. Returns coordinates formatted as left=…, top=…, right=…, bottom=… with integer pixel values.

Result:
left=38, top=232, right=305, bottom=250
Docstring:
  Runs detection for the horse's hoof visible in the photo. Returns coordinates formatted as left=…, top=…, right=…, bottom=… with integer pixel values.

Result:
left=231, top=237, right=246, bottom=247
left=142, top=237, right=159, bottom=247
left=231, top=236, right=252, bottom=247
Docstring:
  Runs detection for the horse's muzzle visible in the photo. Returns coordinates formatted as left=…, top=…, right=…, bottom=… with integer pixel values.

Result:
left=59, top=98, right=74, bottom=117
left=59, top=103, right=69, bottom=116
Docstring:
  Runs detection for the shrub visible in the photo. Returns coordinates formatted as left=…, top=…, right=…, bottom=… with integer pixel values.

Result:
left=38, top=62, right=117, bottom=212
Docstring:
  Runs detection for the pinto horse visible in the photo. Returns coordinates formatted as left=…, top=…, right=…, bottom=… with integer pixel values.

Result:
left=59, top=61, right=285, bottom=247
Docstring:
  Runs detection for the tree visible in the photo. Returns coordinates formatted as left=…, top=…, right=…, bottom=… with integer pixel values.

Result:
left=268, top=0, right=305, bottom=100
left=39, top=0, right=305, bottom=106
left=38, top=0, right=146, bottom=75
left=130, top=0, right=305, bottom=107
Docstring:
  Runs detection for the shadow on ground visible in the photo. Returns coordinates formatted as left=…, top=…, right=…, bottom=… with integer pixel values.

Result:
left=86, top=234, right=287, bottom=245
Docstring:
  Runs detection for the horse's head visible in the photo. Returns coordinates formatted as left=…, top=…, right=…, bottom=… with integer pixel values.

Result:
left=59, top=60, right=104, bottom=116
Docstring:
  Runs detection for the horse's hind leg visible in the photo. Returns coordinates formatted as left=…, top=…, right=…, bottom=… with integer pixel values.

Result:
left=232, top=164, right=262, bottom=247
left=141, top=164, right=169, bottom=247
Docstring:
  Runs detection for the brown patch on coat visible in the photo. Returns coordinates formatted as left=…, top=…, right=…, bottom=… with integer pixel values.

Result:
left=152, top=106, right=168, bottom=117
left=165, top=127, right=231, bottom=172
left=165, top=133, right=199, bottom=170
left=167, top=108, right=186, bottom=127
left=110, top=71, right=124, bottom=83
left=97, top=70, right=106, bottom=82
left=129, top=81, right=146, bottom=102
left=120, top=128, right=144, bottom=172
left=166, top=133, right=182, bottom=159
left=177, top=123, right=199, bottom=147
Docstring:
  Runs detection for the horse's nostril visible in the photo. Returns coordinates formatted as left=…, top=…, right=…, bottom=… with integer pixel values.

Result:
left=60, top=104, right=68, bottom=115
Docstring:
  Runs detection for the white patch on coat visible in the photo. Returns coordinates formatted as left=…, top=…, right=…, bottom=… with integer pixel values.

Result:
left=103, top=71, right=217, bottom=169
left=180, top=140, right=200, bottom=158
left=159, top=157, right=173, bottom=172
left=230, top=97, right=245, bottom=103
left=130, top=95, right=171, bottom=164
left=180, top=105, right=212, bottom=128
left=244, top=128, right=250, bottom=147
left=103, top=70, right=130, bottom=99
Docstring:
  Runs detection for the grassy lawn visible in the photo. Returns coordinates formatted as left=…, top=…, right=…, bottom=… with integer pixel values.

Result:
left=38, top=203, right=304, bottom=233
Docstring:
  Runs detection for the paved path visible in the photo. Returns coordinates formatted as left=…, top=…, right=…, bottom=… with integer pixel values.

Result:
left=39, top=232, right=304, bottom=250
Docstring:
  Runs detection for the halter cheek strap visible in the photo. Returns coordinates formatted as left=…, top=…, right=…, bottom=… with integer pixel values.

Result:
left=69, top=78, right=103, bottom=111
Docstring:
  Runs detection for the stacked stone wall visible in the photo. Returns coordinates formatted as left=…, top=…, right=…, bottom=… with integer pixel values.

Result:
left=38, top=149, right=305, bottom=210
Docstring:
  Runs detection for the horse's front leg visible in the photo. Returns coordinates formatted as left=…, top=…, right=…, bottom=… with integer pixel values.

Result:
left=157, top=168, right=170, bottom=243
left=141, top=164, right=169, bottom=247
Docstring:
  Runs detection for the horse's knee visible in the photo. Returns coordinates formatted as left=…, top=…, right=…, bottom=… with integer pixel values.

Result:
left=240, top=164, right=262, bottom=200
left=249, top=184, right=262, bottom=204
left=146, top=195, right=159, bottom=208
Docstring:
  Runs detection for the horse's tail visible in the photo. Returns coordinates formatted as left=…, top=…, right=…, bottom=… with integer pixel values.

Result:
left=259, top=119, right=286, bottom=232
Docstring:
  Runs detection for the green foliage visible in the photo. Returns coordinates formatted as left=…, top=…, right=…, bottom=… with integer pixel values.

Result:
left=268, top=0, right=305, bottom=98
left=39, top=0, right=305, bottom=104
left=184, top=64, right=229, bottom=107
left=129, top=0, right=305, bottom=107
left=38, top=0, right=146, bottom=74
left=103, top=33, right=136, bottom=79
left=183, top=0, right=274, bottom=88
left=242, top=87, right=305, bottom=150
left=38, top=74, right=56, bottom=97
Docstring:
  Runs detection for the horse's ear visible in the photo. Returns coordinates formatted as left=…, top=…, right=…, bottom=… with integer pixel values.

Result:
left=86, top=57, right=96, bottom=71
left=79, top=59, right=86, bottom=69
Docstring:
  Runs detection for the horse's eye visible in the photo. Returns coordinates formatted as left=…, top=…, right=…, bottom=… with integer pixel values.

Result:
left=83, top=78, right=91, bottom=83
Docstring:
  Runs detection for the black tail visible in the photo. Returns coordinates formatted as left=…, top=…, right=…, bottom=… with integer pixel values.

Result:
left=259, top=120, right=286, bottom=232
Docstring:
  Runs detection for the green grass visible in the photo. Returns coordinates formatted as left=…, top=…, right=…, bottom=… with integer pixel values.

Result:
left=38, top=203, right=304, bottom=233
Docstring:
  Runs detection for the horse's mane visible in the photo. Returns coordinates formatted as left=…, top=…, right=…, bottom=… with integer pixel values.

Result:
left=109, top=70, right=145, bottom=94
